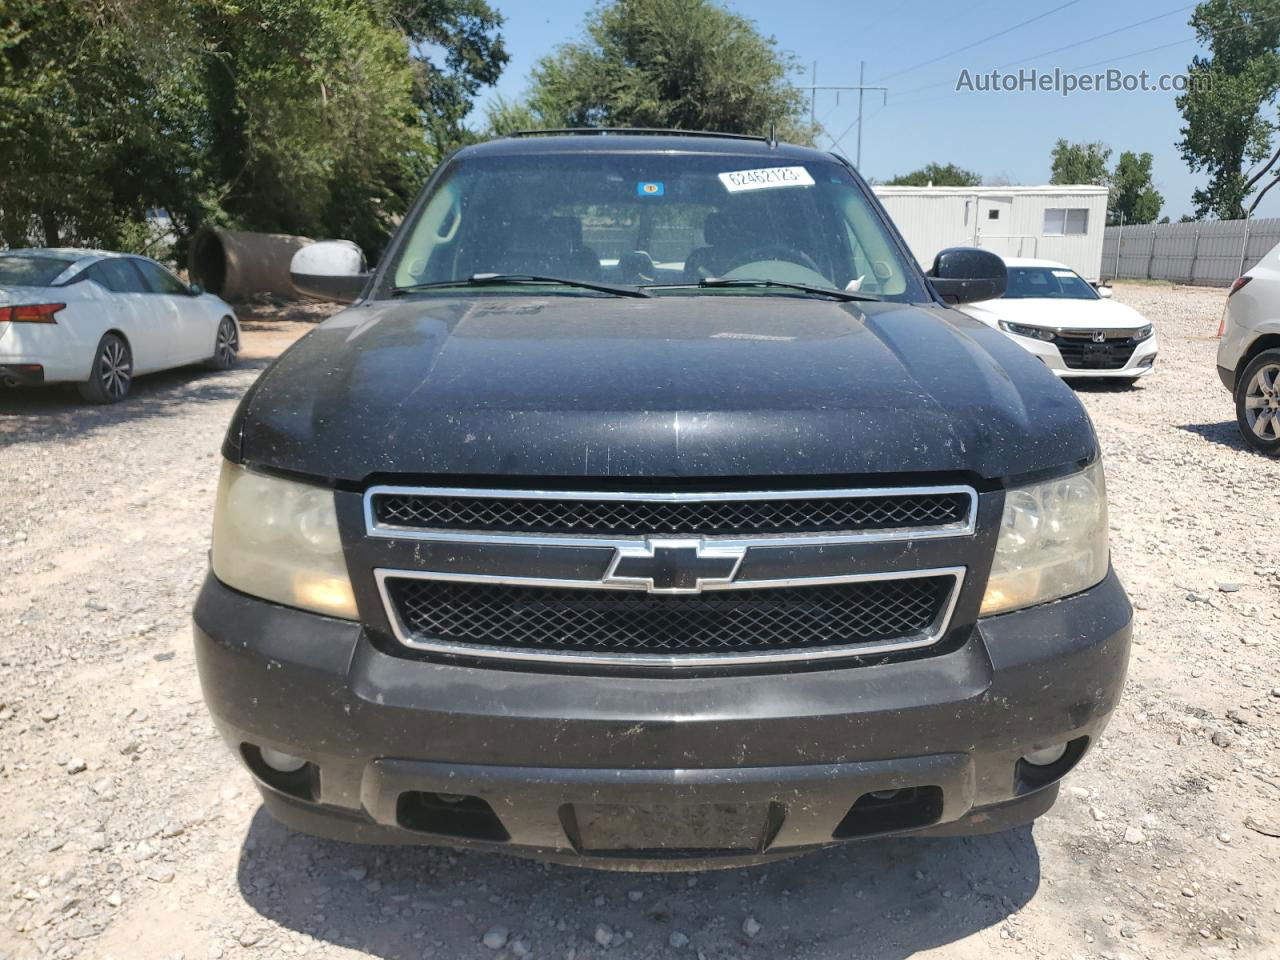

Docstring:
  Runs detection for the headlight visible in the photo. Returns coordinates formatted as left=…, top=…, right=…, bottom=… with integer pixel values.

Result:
left=998, top=320, right=1056, bottom=342
left=1133, top=324, right=1153, bottom=341
left=980, top=461, right=1109, bottom=616
left=211, top=461, right=358, bottom=619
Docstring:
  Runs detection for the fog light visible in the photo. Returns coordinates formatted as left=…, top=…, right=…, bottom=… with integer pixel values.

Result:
left=259, top=747, right=307, bottom=773
left=868, top=789, right=901, bottom=800
left=1022, top=743, right=1069, bottom=767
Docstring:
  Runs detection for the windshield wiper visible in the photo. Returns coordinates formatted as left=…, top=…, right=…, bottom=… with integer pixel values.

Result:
left=394, top=273, right=650, bottom=298
left=643, top=277, right=879, bottom=302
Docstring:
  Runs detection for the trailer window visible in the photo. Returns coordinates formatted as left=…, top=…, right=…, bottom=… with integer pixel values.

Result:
left=1043, top=208, right=1089, bottom=236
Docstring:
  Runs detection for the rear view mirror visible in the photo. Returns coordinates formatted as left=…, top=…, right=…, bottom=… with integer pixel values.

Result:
left=188, top=283, right=204, bottom=296
left=926, top=247, right=1007, bottom=305
left=291, top=240, right=369, bottom=303
left=1097, top=285, right=1113, bottom=299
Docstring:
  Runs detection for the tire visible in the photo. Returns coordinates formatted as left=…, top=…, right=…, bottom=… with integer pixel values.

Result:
left=1234, top=347, right=1280, bottom=456
left=77, top=333, right=133, bottom=404
left=204, top=317, right=239, bottom=370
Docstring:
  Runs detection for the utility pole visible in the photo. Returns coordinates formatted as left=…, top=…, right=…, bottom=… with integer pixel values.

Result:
left=798, top=62, right=888, bottom=170
left=856, top=61, right=865, bottom=170
left=810, top=61, right=817, bottom=129
left=1239, top=211, right=1253, bottom=278
left=1114, top=210, right=1124, bottom=281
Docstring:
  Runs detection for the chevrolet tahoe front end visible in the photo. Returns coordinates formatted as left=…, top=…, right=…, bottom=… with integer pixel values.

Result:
left=193, top=132, right=1132, bottom=869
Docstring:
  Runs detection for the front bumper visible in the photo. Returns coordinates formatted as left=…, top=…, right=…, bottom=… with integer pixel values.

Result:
left=193, top=569, right=1132, bottom=869
left=1004, top=331, right=1158, bottom=379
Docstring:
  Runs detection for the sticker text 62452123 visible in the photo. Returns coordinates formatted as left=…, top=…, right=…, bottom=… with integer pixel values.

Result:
left=718, top=166, right=815, bottom=193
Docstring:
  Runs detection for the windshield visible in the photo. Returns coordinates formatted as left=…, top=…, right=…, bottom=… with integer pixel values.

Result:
left=1003, top=266, right=1099, bottom=300
left=388, top=152, right=925, bottom=301
left=0, top=254, right=74, bottom=286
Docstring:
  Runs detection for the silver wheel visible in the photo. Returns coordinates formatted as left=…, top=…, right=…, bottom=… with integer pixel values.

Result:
left=216, top=318, right=239, bottom=366
left=98, top=337, right=132, bottom=400
left=1243, top=362, right=1280, bottom=441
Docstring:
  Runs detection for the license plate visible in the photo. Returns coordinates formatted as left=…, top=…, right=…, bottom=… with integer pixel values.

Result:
left=571, top=802, right=773, bottom=852
left=1083, top=342, right=1112, bottom=362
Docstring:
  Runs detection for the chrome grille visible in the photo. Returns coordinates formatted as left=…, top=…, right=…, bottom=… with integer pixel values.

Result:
left=366, top=483, right=975, bottom=667
left=370, top=489, right=972, bottom=538
left=383, top=575, right=955, bottom=660
left=1053, top=334, right=1139, bottom=370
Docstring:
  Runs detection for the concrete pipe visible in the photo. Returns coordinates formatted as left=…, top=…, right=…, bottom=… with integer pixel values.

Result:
left=189, top=228, right=313, bottom=302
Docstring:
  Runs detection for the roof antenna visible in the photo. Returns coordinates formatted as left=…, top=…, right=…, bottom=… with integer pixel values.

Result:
left=767, top=121, right=778, bottom=149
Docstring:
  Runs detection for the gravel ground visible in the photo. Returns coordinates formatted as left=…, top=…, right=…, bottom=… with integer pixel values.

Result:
left=0, top=285, right=1276, bottom=960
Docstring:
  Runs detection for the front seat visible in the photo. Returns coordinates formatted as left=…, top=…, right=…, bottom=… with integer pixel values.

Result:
left=683, top=211, right=730, bottom=281
left=462, top=215, right=601, bottom=280
left=683, top=208, right=759, bottom=281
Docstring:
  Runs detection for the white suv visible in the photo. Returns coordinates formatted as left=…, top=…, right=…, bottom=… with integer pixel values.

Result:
left=1218, top=242, right=1280, bottom=455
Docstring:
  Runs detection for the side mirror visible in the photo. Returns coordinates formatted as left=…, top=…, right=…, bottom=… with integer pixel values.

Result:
left=290, top=240, right=369, bottom=303
left=926, top=247, right=1007, bottom=305
left=1097, top=284, right=1113, bottom=299
left=188, top=283, right=204, bottom=296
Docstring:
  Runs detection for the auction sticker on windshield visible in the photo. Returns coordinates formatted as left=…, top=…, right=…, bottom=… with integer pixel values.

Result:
left=718, top=166, right=815, bottom=193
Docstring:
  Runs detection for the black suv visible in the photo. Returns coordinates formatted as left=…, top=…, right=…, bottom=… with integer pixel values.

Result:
left=194, top=131, right=1131, bottom=869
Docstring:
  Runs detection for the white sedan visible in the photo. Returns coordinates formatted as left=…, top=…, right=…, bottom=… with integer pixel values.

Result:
left=0, top=248, right=240, bottom=403
left=961, top=258, right=1157, bottom=380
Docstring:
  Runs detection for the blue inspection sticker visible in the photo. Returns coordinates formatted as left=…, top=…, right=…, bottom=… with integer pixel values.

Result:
left=637, top=181, right=665, bottom=196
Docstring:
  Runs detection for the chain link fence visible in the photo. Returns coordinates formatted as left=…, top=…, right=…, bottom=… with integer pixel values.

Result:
left=1100, top=217, right=1280, bottom=287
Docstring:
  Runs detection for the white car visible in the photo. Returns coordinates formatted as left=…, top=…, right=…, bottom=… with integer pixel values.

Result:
left=0, top=248, right=240, bottom=403
left=960, top=257, right=1157, bottom=380
left=1217, top=242, right=1280, bottom=455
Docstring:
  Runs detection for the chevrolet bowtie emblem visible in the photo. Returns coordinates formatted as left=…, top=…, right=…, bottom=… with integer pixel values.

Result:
left=604, top=539, right=745, bottom=594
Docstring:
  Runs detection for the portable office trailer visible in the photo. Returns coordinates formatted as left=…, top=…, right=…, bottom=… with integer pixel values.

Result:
left=872, top=185, right=1110, bottom=282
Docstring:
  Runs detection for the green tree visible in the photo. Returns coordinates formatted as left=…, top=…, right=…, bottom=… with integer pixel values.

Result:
left=0, top=0, right=199, bottom=249
left=394, top=0, right=508, bottom=155
left=177, top=0, right=508, bottom=256
left=1177, top=0, right=1280, bottom=219
left=1050, top=139, right=1112, bottom=186
left=886, top=162, right=982, bottom=187
left=496, top=0, right=813, bottom=143
left=0, top=0, right=507, bottom=258
left=485, top=94, right=542, bottom=137
left=189, top=0, right=427, bottom=256
left=1110, top=151, right=1163, bottom=224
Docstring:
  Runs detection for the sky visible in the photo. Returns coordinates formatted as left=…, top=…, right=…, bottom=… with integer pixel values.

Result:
left=469, top=0, right=1276, bottom=220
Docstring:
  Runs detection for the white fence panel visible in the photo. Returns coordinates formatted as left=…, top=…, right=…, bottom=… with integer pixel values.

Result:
left=1102, top=217, right=1280, bottom=286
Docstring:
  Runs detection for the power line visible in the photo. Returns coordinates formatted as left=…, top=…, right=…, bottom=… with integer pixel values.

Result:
left=998, top=3, right=1195, bottom=69
left=1068, top=35, right=1198, bottom=71
left=887, top=2, right=1195, bottom=101
left=827, top=98, right=888, bottom=153
left=799, top=62, right=887, bottom=168
left=885, top=40, right=1187, bottom=110
left=1067, top=7, right=1280, bottom=71
left=885, top=8, right=1280, bottom=112
left=870, top=0, right=1085, bottom=84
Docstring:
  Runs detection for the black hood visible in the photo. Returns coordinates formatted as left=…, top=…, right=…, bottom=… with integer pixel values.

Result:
left=227, top=295, right=1096, bottom=484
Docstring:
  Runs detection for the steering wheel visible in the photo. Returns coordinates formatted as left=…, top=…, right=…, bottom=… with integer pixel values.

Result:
left=720, top=244, right=823, bottom=276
